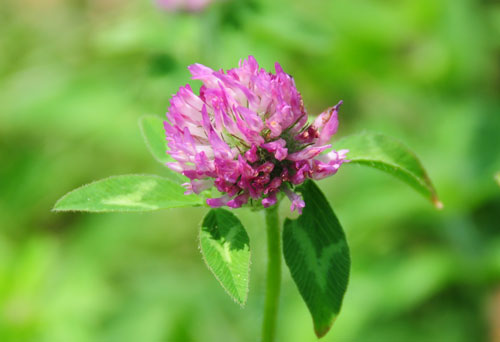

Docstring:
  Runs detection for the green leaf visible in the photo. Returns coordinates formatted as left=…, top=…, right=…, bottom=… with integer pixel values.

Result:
left=283, top=180, right=350, bottom=338
left=200, top=208, right=251, bottom=306
left=333, top=132, right=442, bottom=209
left=53, top=174, right=202, bottom=212
left=496, top=172, right=500, bottom=187
left=138, top=115, right=186, bottom=183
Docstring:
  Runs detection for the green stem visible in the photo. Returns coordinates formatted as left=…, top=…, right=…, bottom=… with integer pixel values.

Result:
left=262, top=205, right=281, bottom=342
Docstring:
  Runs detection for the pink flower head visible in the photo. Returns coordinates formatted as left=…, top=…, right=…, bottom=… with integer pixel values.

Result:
left=156, top=0, right=213, bottom=12
left=164, top=56, right=348, bottom=213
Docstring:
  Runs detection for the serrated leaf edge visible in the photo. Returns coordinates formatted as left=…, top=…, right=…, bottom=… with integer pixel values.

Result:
left=52, top=174, right=203, bottom=213
left=198, top=210, right=251, bottom=307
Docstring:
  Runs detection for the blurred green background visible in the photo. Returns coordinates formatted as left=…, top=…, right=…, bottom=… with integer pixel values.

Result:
left=1, top=0, right=500, bottom=341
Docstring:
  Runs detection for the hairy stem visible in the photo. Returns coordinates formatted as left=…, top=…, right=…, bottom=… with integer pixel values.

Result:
left=262, top=205, right=281, bottom=342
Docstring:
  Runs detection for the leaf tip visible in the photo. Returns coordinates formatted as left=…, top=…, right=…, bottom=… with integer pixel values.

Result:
left=433, top=197, right=444, bottom=210
left=314, top=317, right=336, bottom=339
left=52, top=196, right=67, bottom=212
left=235, top=295, right=247, bottom=308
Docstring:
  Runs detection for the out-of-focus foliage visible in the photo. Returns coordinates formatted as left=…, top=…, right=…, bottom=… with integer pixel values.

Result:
left=0, top=0, right=499, bottom=341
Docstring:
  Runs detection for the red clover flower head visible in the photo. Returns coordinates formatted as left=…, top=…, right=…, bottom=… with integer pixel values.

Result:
left=164, top=56, right=348, bottom=213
